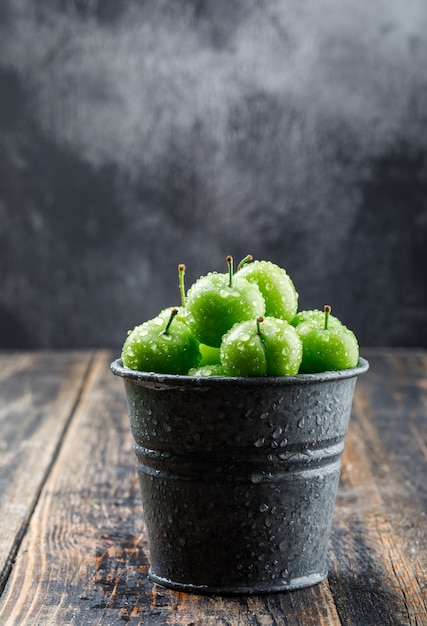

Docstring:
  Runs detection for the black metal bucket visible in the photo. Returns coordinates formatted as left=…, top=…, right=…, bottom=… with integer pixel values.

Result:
left=111, top=357, right=369, bottom=595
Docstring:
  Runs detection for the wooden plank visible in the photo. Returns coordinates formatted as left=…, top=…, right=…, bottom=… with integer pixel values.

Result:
left=0, top=351, right=93, bottom=596
left=329, top=350, right=427, bottom=625
left=1, top=349, right=426, bottom=625
left=0, top=350, right=342, bottom=625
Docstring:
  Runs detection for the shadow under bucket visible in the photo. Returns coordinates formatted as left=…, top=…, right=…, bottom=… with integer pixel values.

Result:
left=111, top=357, right=369, bottom=595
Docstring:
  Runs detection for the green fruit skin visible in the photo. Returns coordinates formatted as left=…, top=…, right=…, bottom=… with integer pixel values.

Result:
left=259, top=317, right=303, bottom=376
left=237, top=260, right=298, bottom=322
left=291, top=309, right=342, bottom=328
left=220, top=317, right=302, bottom=377
left=296, top=322, right=359, bottom=373
left=121, top=315, right=201, bottom=374
left=157, top=306, right=188, bottom=324
left=186, top=272, right=266, bottom=348
left=220, top=321, right=267, bottom=376
left=199, top=344, right=221, bottom=366
left=188, top=364, right=226, bottom=377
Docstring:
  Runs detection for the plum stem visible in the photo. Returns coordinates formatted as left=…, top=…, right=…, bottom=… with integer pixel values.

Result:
left=178, top=264, right=186, bottom=308
left=226, top=255, right=233, bottom=287
left=324, top=304, right=331, bottom=330
left=237, top=254, right=253, bottom=271
left=162, top=308, right=179, bottom=335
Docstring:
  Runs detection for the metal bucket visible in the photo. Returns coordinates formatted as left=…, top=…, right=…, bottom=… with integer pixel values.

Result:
left=111, top=357, right=369, bottom=595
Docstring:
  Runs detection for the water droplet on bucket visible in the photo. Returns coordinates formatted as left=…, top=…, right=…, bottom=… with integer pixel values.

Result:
left=272, top=426, right=283, bottom=439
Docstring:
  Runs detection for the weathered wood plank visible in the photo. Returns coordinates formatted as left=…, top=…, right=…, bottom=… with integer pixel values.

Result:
left=0, top=351, right=93, bottom=596
left=329, top=350, right=427, bottom=625
left=1, top=350, right=426, bottom=625
left=0, top=351, right=342, bottom=625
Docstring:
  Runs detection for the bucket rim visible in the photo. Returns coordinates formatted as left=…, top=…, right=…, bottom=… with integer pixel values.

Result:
left=110, top=356, right=369, bottom=387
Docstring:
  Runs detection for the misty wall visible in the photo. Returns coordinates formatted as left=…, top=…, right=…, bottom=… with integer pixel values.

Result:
left=0, top=0, right=426, bottom=349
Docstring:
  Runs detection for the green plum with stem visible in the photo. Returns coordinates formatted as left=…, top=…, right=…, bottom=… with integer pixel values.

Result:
left=295, top=305, right=359, bottom=373
left=237, top=258, right=298, bottom=322
left=186, top=255, right=266, bottom=348
left=122, top=308, right=201, bottom=374
left=291, top=308, right=342, bottom=329
left=220, top=316, right=302, bottom=377
left=156, top=264, right=221, bottom=367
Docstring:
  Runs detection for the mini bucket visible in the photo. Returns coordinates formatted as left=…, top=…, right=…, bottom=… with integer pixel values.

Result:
left=111, top=357, right=369, bottom=595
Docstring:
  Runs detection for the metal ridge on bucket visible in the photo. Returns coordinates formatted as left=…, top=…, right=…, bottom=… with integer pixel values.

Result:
left=110, top=356, right=369, bottom=386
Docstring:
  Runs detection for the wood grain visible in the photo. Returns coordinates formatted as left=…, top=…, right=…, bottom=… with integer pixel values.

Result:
left=0, top=351, right=93, bottom=596
left=329, top=349, right=427, bottom=625
left=0, top=349, right=426, bottom=625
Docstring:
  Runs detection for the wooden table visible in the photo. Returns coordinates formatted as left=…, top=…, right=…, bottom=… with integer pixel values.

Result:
left=0, top=349, right=426, bottom=625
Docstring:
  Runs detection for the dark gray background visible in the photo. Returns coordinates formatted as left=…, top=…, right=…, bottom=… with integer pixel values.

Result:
left=1, top=0, right=426, bottom=350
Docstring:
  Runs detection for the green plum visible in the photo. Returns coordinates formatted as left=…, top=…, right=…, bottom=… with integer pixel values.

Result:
left=291, top=308, right=342, bottom=328
left=295, top=305, right=359, bottom=373
left=122, top=308, right=201, bottom=374
left=157, top=305, right=187, bottom=324
left=188, top=364, right=226, bottom=377
left=237, top=259, right=298, bottom=322
left=220, top=316, right=302, bottom=377
left=186, top=256, right=266, bottom=348
left=199, top=343, right=221, bottom=365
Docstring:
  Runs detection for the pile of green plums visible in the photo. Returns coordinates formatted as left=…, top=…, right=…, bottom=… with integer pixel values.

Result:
left=121, top=256, right=359, bottom=377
